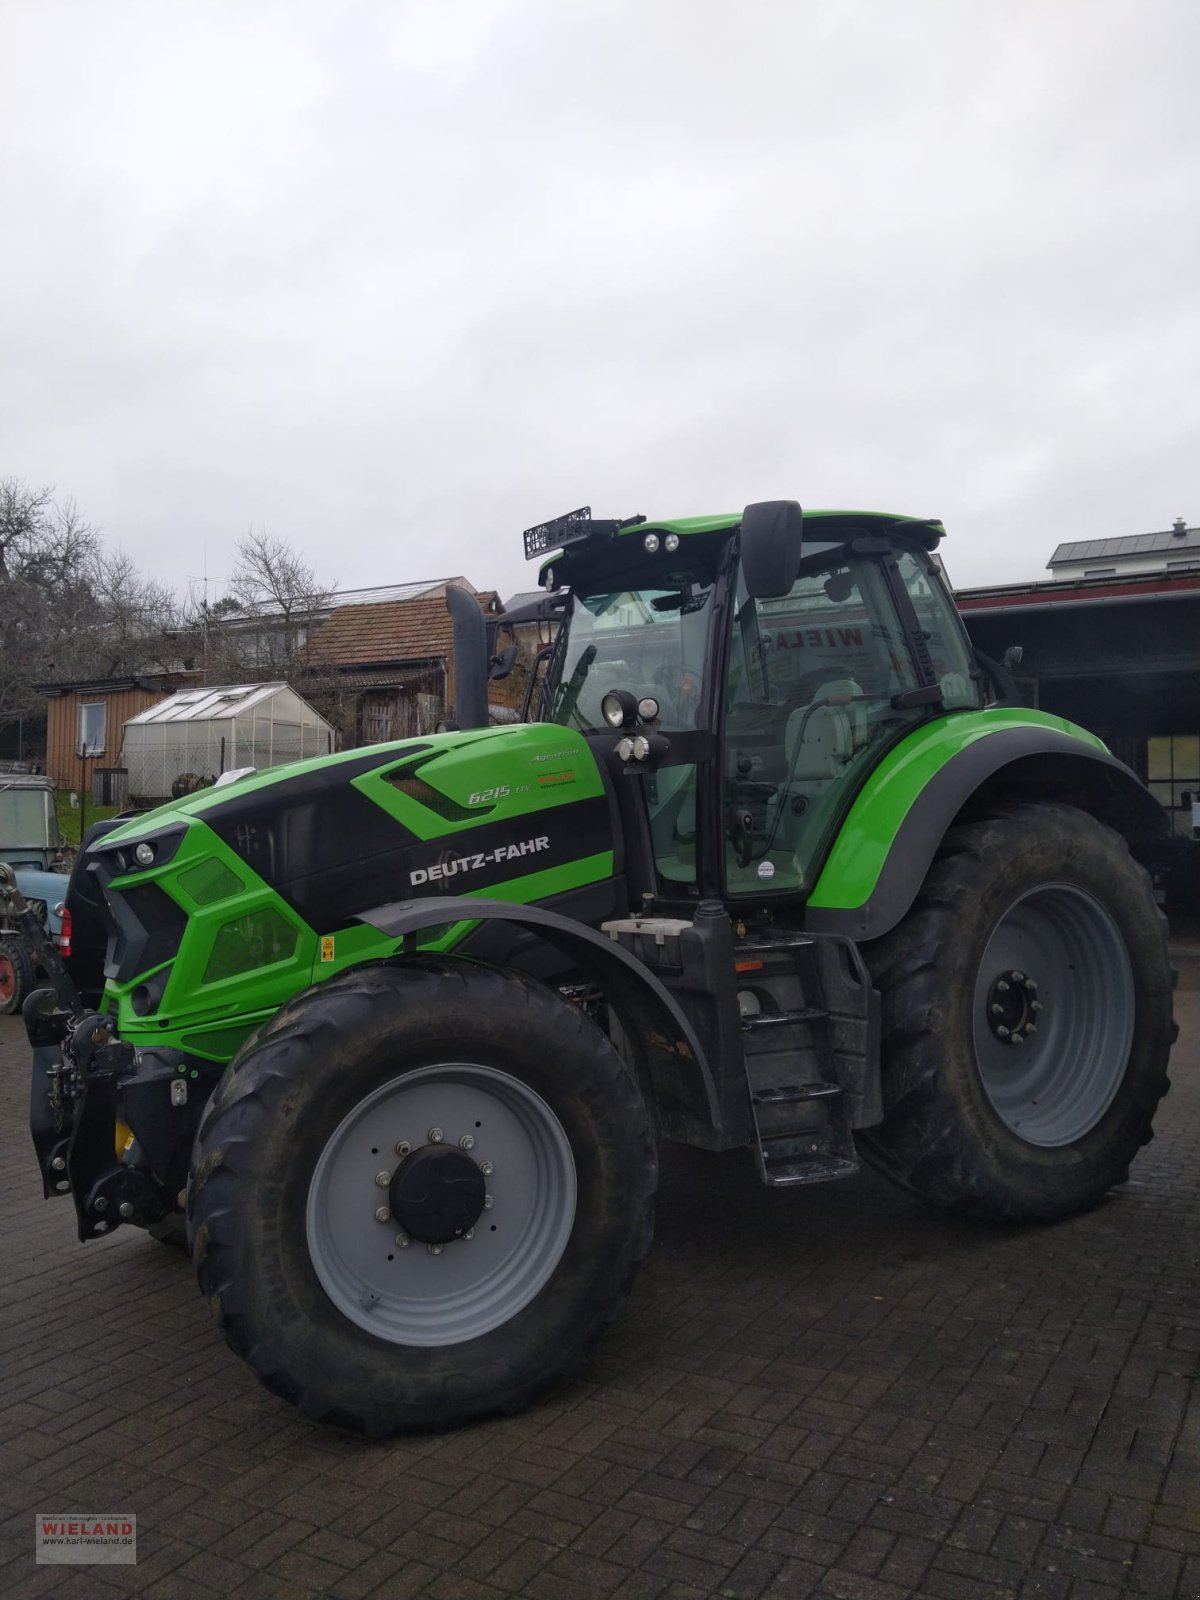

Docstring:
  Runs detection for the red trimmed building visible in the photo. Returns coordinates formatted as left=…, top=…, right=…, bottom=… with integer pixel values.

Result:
left=957, top=521, right=1200, bottom=910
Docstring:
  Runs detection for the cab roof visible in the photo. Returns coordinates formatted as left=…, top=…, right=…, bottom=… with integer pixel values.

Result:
left=535, top=507, right=944, bottom=581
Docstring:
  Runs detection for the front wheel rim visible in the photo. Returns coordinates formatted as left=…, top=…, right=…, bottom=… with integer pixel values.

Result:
left=972, top=883, right=1135, bottom=1147
left=306, top=1063, right=577, bottom=1346
left=0, top=951, right=17, bottom=1007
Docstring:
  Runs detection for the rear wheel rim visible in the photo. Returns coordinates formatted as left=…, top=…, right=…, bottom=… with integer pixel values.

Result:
left=306, top=1062, right=577, bottom=1345
left=0, top=951, right=16, bottom=1006
left=972, top=883, right=1134, bottom=1147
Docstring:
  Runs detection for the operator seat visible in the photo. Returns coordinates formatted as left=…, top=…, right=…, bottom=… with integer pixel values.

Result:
left=783, top=679, right=866, bottom=786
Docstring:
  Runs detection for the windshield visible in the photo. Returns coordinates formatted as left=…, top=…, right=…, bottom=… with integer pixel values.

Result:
left=546, top=576, right=716, bottom=733
left=0, top=785, right=58, bottom=849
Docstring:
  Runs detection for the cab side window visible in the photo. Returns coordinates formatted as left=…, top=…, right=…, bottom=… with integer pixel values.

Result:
left=895, top=551, right=982, bottom=710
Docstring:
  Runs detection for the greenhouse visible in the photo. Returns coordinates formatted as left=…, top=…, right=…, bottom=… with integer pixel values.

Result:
left=122, top=683, right=334, bottom=800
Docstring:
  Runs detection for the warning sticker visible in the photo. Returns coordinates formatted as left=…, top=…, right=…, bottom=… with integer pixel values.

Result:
left=319, top=935, right=336, bottom=963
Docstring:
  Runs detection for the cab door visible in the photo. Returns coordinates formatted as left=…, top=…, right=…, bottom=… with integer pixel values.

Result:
left=722, top=548, right=944, bottom=898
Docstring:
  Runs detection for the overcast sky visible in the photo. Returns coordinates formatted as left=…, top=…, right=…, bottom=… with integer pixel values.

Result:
left=3, top=0, right=1197, bottom=606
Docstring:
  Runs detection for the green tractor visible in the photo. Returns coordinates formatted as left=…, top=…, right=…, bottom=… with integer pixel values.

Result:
left=4, top=503, right=1175, bottom=1435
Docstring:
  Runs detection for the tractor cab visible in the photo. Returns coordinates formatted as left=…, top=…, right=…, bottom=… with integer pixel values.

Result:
left=530, top=503, right=984, bottom=906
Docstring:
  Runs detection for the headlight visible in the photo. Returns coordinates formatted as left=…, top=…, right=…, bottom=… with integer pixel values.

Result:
left=601, top=692, right=626, bottom=728
left=637, top=696, right=659, bottom=722
left=643, top=533, right=660, bottom=553
left=134, top=842, right=156, bottom=867
left=664, top=533, right=680, bottom=552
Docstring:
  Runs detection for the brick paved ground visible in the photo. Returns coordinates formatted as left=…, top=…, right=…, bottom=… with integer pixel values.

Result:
left=1, top=942, right=1197, bottom=1600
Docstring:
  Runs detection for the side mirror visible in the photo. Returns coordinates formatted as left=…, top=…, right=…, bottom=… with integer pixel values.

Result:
left=489, top=645, right=518, bottom=680
left=1003, top=645, right=1024, bottom=671
left=740, top=501, right=803, bottom=598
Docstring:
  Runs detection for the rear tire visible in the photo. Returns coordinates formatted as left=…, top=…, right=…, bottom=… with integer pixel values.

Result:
left=0, top=937, right=35, bottom=1016
left=859, top=802, right=1173, bottom=1221
left=189, top=960, right=657, bottom=1435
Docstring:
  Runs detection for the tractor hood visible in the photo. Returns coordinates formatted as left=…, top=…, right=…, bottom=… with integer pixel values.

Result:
left=81, top=724, right=617, bottom=1050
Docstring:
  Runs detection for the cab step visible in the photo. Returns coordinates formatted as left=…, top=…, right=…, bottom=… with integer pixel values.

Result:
left=749, top=1080, right=859, bottom=1187
left=742, top=1008, right=826, bottom=1030
left=752, top=1081, right=840, bottom=1105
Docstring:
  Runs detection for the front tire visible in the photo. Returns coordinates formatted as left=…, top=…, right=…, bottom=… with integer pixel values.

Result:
left=0, top=936, right=35, bottom=1016
left=860, top=802, right=1173, bottom=1221
left=189, top=960, right=657, bottom=1435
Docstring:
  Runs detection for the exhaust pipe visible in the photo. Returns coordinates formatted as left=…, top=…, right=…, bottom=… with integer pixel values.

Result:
left=446, top=586, right=489, bottom=729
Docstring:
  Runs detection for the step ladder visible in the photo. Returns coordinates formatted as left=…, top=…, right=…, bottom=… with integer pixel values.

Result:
left=738, top=941, right=860, bottom=1187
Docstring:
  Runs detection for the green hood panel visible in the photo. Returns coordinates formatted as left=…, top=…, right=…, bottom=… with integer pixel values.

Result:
left=93, top=724, right=615, bottom=1057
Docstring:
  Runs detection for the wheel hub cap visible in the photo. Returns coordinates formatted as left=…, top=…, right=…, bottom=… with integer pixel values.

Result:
left=389, top=1144, right=486, bottom=1244
left=985, top=968, right=1041, bottom=1045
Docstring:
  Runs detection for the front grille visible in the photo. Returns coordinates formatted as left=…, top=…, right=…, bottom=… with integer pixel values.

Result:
left=104, top=882, right=189, bottom=983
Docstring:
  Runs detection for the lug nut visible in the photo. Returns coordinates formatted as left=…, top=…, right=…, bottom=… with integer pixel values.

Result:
left=427, top=1243, right=443, bottom=1256
left=997, top=1025, right=1010, bottom=1039
left=1010, top=1033, right=1024, bottom=1045
left=375, top=1206, right=392, bottom=1223
left=93, top=1196, right=108, bottom=1212
left=1013, top=971, right=1025, bottom=983
left=479, top=1160, right=494, bottom=1177
left=1025, top=978, right=1037, bottom=993
left=394, top=1233, right=410, bottom=1248
left=394, top=1140, right=411, bottom=1157
left=119, top=1202, right=134, bottom=1219
left=51, top=1156, right=66, bottom=1172
left=997, top=980, right=1010, bottom=993
left=375, top=1170, right=391, bottom=1187
left=483, top=1194, right=494, bottom=1210
left=464, top=1229, right=474, bottom=1240
left=428, top=1127, right=443, bottom=1143
left=459, top=1134, right=475, bottom=1150
left=1026, top=1023, right=1038, bottom=1035
left=991, top=1003, right=1003, bottom=1016
left=1030, top=1000, right=1043, bottom=1013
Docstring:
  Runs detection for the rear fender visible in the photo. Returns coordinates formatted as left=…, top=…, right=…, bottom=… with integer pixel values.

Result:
left=807, top=718, right=1166, bottom=942
left=358, top=896, right=721, bottom=1134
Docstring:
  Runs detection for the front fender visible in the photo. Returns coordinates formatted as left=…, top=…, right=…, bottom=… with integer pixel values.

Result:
left=358, top=895, right=721, bottom=1133
left=806, top=710, right=1165, bottom=942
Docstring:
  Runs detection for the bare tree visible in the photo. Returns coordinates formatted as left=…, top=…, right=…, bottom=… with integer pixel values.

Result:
left=0, top=479, right=100, bottom=728
left=85, top=549, right=183, bottom=678
left=205, top=530, right=332, bottom=680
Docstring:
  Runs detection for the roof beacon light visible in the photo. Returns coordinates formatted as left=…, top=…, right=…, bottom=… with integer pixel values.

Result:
left=644, top=533, right=660, bottom=553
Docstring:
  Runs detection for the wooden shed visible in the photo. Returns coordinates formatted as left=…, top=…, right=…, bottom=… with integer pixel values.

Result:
left=36, top=673, right=201, bottom=792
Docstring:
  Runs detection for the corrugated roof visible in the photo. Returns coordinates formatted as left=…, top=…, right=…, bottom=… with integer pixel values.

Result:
left=1048, top=525, right=1199, bottom=565
left=214, top=578, right=467, bottom=625
left=330, top=579, right=456, bottom=607
left=307, top=590, right=497, bottom=669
